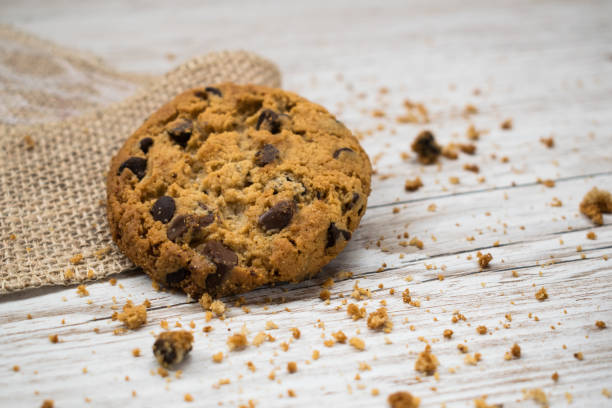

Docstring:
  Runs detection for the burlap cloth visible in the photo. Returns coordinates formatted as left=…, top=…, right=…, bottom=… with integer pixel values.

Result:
left=0, top=25, right=281, bottom=293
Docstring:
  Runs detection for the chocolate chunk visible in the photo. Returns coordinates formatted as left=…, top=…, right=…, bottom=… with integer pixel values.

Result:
left=139, top=137, right=154, bottom=154
left=333, top=147, right=355, bottom=159
left=259, top=200, right=296, bottom=232
left=343, top=192, right=360, bottom=212
left=199, top=241, right=238, bottom=274
left=150, top=196, right=176, bottom=224
left=326, top=222, right=352, bottom=248
left=411, top=130, right=441, bottom=165
left=153, top=338, right=177, bottom=366
left=254, top=144, right=279, bottom=167
left=117, top=157, right=147, bottom=180
left=166, top=213, right=214, bottom=242
left=256, top=109, right=281, bottom=134
left=166, top=267, right=189, bottom=284
left=167, top=119, right=193, bottom=148
left=205, top=86, right=222, bottom=97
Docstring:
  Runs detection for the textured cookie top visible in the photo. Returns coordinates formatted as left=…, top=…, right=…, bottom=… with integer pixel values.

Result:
left=107, top=83, right=372, bottom=297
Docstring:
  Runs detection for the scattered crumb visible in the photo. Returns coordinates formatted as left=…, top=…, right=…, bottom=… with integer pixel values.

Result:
left=132, top=348, right=141, bottom=357
left=212, top=352, right=224, bottom=363
left=449, top=176, right=460, bottom=185
left=522, top=388, right=549, bottom=407
left=184, top=394, right=193, bottom=402
left=388, top=391, right=420, bottom=408
left=477, top=252, right=493, bottom=269
left=405, top=177, right=423, bottom=192
left=552, top=372, right=559, bottom=382
left=464, top=353, right=482, bottom=366
left=466, top=124, right=481, bottom=140
left=76, top=285, right=89, bottom=297
left=579, top=187, right=612, bottom=225
left=574, top=352, right=584, bottom=361
left=349, top=337, right=365, bottom=351
left=463, top=163, right=479, bottom=173
left=312, top=350, right=320, bottom=360
left=550, top=197, right=563, bottom=207
left=586, top=231, right=597, bottom=240
left=290, top=327, right=301, bottom=339
left=603, top=388, right=611, bottom=398
left=537, top=178, right=555, bottom=188
left=49, top=334, right=59, bottom=343
left=409, top=237, right=424, bottom=249
left=347, top=303, right=366, bottom=320
left=70, top=253, right=84, bottom=265
left=411, top=130, right=441, bottom=165
left=227, top=333, right=248, bottom=351
left=473, top=397, right=501, bottom=408
left=367, top=307, right=393, bottom=332
left=12, top=365, right=19, bottom=372
left=210, top=300, right=226, bottom=317
left=152, top=330, right=194, bottom=368
left=505, top=343, right=521, bottom=360
left=332, top=330, right=347, bottom=343
left=443, top=329, right=453, bottom=339
left=41, top=400, right=54, bottom=408
left=287, top=361, right=298, bottom=374
left=112, top=300, right=147, bottom=330
left=535, top=287, right=548, bottom=301
left=319, top=289, right=331, bottom=301
left=540, top=136, right=554, bottom=148
left=476, top=325, right=487, bottom=335
left=23, top=135, right=36, bottom=150
left=500, top=119, right=513, bottom=130
left=596, top=320, right=606, bottom=329
left=414, top=345, right=439, bottom=375
left=266, top=321, right=279, bottom=330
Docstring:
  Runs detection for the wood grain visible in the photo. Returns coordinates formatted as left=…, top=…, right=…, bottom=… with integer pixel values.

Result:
left=1, top=0, right=612, bottom=407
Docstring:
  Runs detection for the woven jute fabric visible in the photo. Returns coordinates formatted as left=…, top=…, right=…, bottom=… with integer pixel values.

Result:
left=0, top=25, right=281, bottom=293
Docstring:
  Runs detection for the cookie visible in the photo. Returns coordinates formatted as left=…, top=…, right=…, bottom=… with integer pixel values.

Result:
left=107, top=83, right=372, bottom=298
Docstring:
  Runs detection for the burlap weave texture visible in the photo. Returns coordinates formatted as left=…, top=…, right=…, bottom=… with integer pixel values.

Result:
left=0, top=25, right=281, bottom=293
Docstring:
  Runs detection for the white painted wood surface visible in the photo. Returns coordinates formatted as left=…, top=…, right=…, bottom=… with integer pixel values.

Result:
left=1, top=1, right=612, bottom=407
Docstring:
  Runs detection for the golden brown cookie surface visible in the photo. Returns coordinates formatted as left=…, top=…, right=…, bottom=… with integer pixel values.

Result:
left=107, top=83, right=371, bottom=298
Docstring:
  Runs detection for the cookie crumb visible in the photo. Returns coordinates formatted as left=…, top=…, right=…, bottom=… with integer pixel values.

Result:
left=500, top=119, right=513, bottom=130
left=443, top=329, right=453, bottom=339
left=552, top=372, right=559, bottom=382
left=212, top=352, right=223, bottom=363
left=476, top=325, right=487, bottom=335
left=113, top=300, right=147, bottom=330
left=49, top=334, right=59, bottom=343
left=535, top=287, right=548, bottom=301
left=132, top=348, right=141, bottom=357
left=12, top=365, right=19, bottom=372
left=603, top=388, right=611, bottom=398
left=579, top=187, right=612, bottom=225
left=367, top=307, right=393, bottom=332
left=319, top=289, right=331, bottom=301
left=152, top=330, right=194, bottom=368
left=349, top=337, right=365, bottom=351
left=210, top=300, right=226, bottom=317
left=505, top=343, right=521, bottom=360
left=227, top=333, right=248, bottom=351
left=287, top=361, right=298, bottom=374
left=477, top=252, right=493, bottom=269
left=76, top=285, right=89, bottom=297
left=540, top=136, right=554, bottom=148
left=184, top=394, right=193, bottom=402
left=388, top=391, right=420, bottom=408
left=522, top=388, right=548, bottom=407
left=537, top=178, right=555, bottom=188
left=463, top=163, right=479, bottom=173
left=596, top=320, right=606, bottom=329
left=404, top=177, right=423, bottom=192
left=464, top=353, right=482, bottom=366
left=332, top=330, right=347, bottom=343
left=409, top=237, right=424, bottom=250
left=414, top=345, right=439, bottom=375
left=411, top=130, right=441, bottom=165
left=574, top=351, right=584, bottom=360
left=312, top=350, right=320, bottom=360
left=40, top=400, right=54, bottom=408
left=290, top=327, right=301, bottom=339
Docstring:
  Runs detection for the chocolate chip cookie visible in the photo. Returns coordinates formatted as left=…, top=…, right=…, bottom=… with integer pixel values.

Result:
left=107, top=83, right=371, bottom=298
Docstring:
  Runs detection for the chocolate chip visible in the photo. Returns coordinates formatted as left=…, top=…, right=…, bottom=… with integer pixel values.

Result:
left=166, top=213, right=214, bottom=242
left=153, top=338, right=177, bottom=366
left=259, top=200, right=296, bottom=232
left=254, top=144, right=279, bottom=167
left=205, top=86, right=222, bottom=97
left=117, top=157, right=147, bottom=180
left=150, top=196, right=176, bottom=224
left=333, top=147, right=354, bottom=159
left=256, top=109, right=281, bottom=134
left=167, top=119, right=193, bottom=147
left=326, top=222, right=351, bottom=248
left=199, top=241, right=238, bottom=274
left=139, top=137, right=154, bottom=154
left=166, top=267, right=189, bottom=284
left=343, top=192, right=360, bottom=212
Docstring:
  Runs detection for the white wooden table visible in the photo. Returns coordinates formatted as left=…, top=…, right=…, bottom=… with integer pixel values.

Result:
left=2, top=1, right=612, bottom=407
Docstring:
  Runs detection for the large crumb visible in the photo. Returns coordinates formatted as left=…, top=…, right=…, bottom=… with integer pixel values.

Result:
left=522, top=388, right=549, bottom=407
left=414, top=345, right=439, bottom=375
left=287, top=361, right=298, bottom=374
left=347, top=303, right=366, bottom=320
left=477, top=252, right=493, bottom=268
left=112, top=300, right=147, bottom=330
left=535, top=287, right=548, bottom=301
left=404, top=177, right=423, bottom=192
left=41, top=400, right=54, bottom=408
left=596, top=320, right=606, bottom=329
left=227, top=333, right=248, bottom=351
left=505, top=343, right=521, bottom=360
left=367, top=307, right=393, bottom=332
left=388, top=391, right=420, bottom=408
left=411, top=130, right=441, bottom=165
left=579, top=187, right=612, bottom=225
left=153, top=330, right=194, bottom=368
left=349, top=337, right=365, bottom=351
left=332, top=330, right=347, bottom=343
